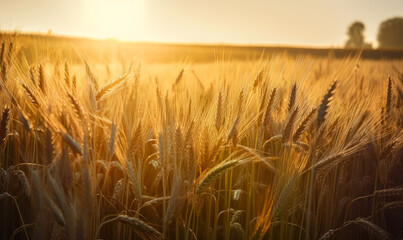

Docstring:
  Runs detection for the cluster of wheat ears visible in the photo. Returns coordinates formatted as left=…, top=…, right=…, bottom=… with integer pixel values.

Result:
left=0, top=36, right=402, bottom=240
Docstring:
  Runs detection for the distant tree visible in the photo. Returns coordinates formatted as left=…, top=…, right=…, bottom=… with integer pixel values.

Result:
left=377, top=17, right=403, bottom=49
left=345, top=21, right=371, bottom=48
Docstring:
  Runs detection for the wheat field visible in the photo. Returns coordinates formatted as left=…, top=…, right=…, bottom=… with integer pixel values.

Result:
left=0, top=35, right=402, bottom=240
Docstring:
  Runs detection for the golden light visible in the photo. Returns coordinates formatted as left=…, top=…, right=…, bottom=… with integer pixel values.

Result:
left=83, top=0, right=145, bottom=40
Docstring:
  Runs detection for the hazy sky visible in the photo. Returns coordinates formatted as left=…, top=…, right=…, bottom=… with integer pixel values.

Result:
left=1, top=0, right=402, bottom=47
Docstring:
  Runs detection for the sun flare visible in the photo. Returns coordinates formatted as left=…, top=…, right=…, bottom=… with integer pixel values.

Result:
left=83, top=0, right=145, bottom=40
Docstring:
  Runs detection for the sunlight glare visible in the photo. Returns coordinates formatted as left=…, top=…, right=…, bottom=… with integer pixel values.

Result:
left=84, top=0, right=145, bottom=40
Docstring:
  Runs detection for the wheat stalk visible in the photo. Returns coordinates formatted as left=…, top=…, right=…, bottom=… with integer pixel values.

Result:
left=21, top=83, right=39, bottom=107
left=397, top=85, right=403, bottom=101
left=72, top=75, right=77, bottom=89
left=236, top=144, right=277, bottom=172
left=60, top=131, right=82, bottom=155
left=319, top=218, right=392, bottom=240
left=172, top=68, right=185, bottom=89
left=216, top=92, right=223, bottom=131
left=191, top=69, right=205, bottom=91
left=6, top=42, right=13, bottom=64
left=0, top=42, right=4, bottom=66
left=374, top=187, right=403, bottom=197
left=227, top=116, right=240, bottom=143
left=317, top=81, right=337, bottom=128
left=288, top=83, right=297, bottom=111
left=64, top=62, right=70, bottom=87
left=283, top=107, right=299, bottom=143
left=386, top=76, right=392, bottom=115
left=263, top=87, right=277, bottom=127
left=112, top=178, right=124, bottom=199
left=13, top=170, right=31, bottom=198
left=292, top=108, right=316, bottom=142
left=38, top=64, right=45, bottom=93
left=125, top=159, right=142, bottom=201
left=116, top=215, right=162, bottom=236
left=164, top=175, right=181, bottom=225
left=84, top=60, right=98, bottom=90
left=67, top=91, right=83, bottom=120
left=196, top=157, right=249, bottom=193
left=253, top=70, right=264, bottom=89
left=238, top=88, right=245, bottom=116
left=29, top=66, right=36, bottom=85
left=19, top=112, right=31, bottom=131
left=1, top=62, right=7, bottom=83
left=0, top=106, right=10, bottom=148
left=108, top=122, right=117, bottom=158
left=96, top=73, right=129, bottom=102
left=354, top=218, right=392, bottom=240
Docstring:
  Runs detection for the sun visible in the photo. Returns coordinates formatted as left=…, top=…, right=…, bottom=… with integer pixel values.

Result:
left=83, top=0, right=145, bottom=40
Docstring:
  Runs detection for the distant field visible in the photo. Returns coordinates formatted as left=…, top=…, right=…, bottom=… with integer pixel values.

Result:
left=1, top=32, right=403, bottom=64
left=0, top=33, right=402, bottom=240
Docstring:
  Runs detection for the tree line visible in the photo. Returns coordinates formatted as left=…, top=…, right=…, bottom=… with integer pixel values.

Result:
left=345, top=17, right=403, bottom=49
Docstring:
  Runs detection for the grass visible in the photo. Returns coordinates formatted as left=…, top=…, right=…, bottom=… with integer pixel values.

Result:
left=0, top=34, right=402, bottom=240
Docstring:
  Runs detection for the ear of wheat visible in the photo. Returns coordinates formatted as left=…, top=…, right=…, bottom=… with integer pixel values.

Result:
left=317, top=81, right=337, bottom=128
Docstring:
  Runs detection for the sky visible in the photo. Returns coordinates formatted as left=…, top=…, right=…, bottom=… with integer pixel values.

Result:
left=0, top=0, right=402, bottom=47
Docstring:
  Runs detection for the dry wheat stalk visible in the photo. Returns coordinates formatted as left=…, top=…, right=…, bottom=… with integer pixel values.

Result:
left=128, top=121, right=143, bottom=160
left=397, top=86, right=403, bottom=101
left=258, top=87, right=268, bottom=124
left=0, top=106, right=10, bottom=147
left=13, top=170, right=31, bottom=197
left=116, top=215, right=162, bottom=236
left=164, top=175, right=182, bottom=225
left=263, top=87, right=277, bottom=127
left=293, top=108, right=316, bottom=142
left=19, top=112, right=31, bottom=131
left=96, top=73, right=129, bottom=102
left=21, top=83, right=39, bottom=107
left=112, top=178, right=123, bottom=199
left=1, top=62, right=7, bottom=83
left=72, top=75, right=77, bottom=89
left=142, top=196, right=171, bottom=209
left=288, top=83, right=297, bottom=112
left=107, top=161, right=125, bottom=175
left=60, top=131, right=82, bottom=155
left=354, top=218, right=392, bottom=240
left=0, top=43, right=4, bottom=66
left=374, top=187, right=403, bottom=197
left=108, top=122, right=117, bottom=158
left=38, top=64, right=45, bottom=93
left=319, top=217, right=392, bottom=240
left=238, top=88, right=245, bottom=115
left=64, top=62, right=70, bottom=87
left=317, top=81, right=337, bottom=128
left=283, top=107, right=299, bottom=143
left=96, top=160, right=107, bottom=172
left=271, top=176, right=298, bottom=222
left=236, top=144, right=277, bottom=172
left=191, top=69, right=205, bottom=91
left=84, top=60, right=98, bottom=90
left=227, top=116, right=240, bottom=143
left=67, top=91, right=84, bottom=120
left=196, top=157, right=249, bottom=193
left=386, top=76, right=392, bottom=115
left=125, top=159, right=142, bottom=201
left=172, top=68, right=185, bottom=89
left=216, top=92, right=223, bottom=131
left=29, top=66, right=36, bottom=85
left=7, top=42, right=13, bottom=64
left=380, top=139, right=397, bottom=160
left=253, top=70, right=264, bottom=89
